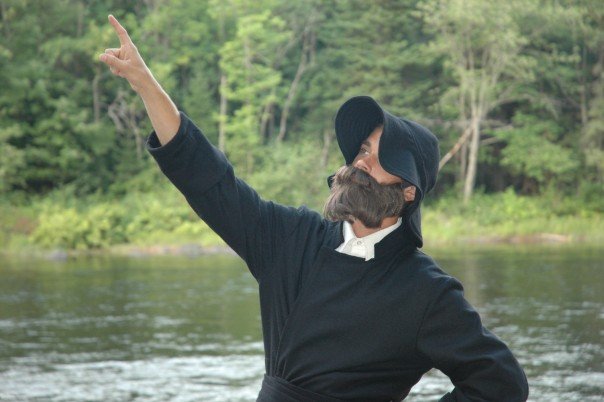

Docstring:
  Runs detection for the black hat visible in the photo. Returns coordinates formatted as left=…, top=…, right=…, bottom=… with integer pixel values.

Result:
left=331, top=96, right=440, bottom=247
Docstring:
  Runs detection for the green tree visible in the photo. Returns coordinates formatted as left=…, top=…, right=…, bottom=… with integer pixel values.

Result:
left=421, top=0, right=536, bottom=202
left=0, top=0, right=117, bottom=194
left=219, top=9, right=292, bottom=174
left=496, top=113, right=579, bottom=192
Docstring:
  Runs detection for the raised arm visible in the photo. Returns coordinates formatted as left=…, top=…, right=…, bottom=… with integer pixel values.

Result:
left=99, top=15, right=180, bottom=145
left=98, top=15, right=319, bottom=280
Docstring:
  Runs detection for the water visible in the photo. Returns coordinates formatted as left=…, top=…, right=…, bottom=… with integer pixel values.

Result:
left=0, top=246, right=602, bottom=401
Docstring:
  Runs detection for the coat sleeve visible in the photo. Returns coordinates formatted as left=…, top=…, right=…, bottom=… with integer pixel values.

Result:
left=415, top=277, right=529, bottom=402
left=146, top=112, right=304, bottom=281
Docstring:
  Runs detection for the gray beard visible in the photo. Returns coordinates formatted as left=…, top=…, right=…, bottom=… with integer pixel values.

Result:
left=323, top=165, right=406, bottom=228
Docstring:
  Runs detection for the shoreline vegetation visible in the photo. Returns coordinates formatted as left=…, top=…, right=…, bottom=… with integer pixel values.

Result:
left=2, top=186, right=601, bottom=261
left=2, top=2, right=603, bottom=263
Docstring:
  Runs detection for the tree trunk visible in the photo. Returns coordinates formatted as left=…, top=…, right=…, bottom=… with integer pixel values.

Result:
left=217, top=12, right=227, bottom=153
left=463, top=114, right=481, bottom=203
left=107, top=90, right=144, bottom=160
left=439, top=127, right=471, bottom=171
left=459, top=140, right=467, bottom=184
left=0, top=2, right=7, bottom=35
left=218, top=73, right=227, bottom=152
left=260, top=100, right=274, bottom=141
left=580, top=44, right=588, bottom=126
left=76, top=2, right=84, bottom=37
left=321, top=128, right=333, bottom=168
left=92, top=67, right=101, bottom=123
left=132, top=119, right=143, bottom=160
left=277, top=31, right=311, bottom=142
left=246, top=150, right=254, bottom=177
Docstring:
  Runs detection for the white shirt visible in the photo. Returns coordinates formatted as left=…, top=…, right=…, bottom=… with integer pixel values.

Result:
left=335, top=218, right=402, bottom=261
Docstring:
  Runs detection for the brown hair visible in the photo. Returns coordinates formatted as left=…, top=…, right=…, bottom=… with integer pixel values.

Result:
left=324, top=165, right=406, bottom=228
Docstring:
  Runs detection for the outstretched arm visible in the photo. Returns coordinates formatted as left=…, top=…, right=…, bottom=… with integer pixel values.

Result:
left=98, top=14, right=314, bottom=281
left=99, top=15, right=180, bottom=145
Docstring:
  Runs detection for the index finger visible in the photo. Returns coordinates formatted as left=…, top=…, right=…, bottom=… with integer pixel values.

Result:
left=108, top=14, right=132, bottom=46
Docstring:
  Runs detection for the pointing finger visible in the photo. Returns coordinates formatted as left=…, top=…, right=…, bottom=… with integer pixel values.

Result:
left=108, top=14, right=132, bottom=46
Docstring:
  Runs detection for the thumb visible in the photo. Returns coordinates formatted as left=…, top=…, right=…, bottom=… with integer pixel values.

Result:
left=99, top=53, right=128, bottom=75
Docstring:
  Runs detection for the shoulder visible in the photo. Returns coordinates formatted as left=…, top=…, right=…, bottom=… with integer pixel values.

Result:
left=268, top=204, right=339, bottom=246
left=403, top=250, right=465, bottom=303
left=405, top=250, right=457, bottom=281
left=273, top=204, right=325, bottom=232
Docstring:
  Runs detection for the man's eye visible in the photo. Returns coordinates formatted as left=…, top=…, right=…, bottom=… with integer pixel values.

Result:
left=359, top=148, right=369, bottom=155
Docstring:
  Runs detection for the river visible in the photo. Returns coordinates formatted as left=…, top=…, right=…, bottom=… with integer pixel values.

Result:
left=1, top=245, right=602, bottom=401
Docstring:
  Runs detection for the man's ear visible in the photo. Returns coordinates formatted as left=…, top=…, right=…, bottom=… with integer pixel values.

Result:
left=404, top=186, right=416, bottom=202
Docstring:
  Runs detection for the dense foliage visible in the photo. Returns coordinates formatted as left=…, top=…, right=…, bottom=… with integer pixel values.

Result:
left=0, top=0, right=602, bottom=250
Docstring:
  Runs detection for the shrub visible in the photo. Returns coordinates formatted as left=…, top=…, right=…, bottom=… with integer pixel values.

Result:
left=31, top=203, right=127, bottom=249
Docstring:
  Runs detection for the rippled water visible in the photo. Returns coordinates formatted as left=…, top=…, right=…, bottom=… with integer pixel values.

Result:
left=0, top=246, right=602, bottom=401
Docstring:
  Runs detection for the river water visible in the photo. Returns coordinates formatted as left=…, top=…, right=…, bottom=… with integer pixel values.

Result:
left=0, top=246, right=602, bottom=401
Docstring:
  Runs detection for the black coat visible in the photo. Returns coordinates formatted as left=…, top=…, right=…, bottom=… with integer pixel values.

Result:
left=146, top=112, right=529, bottom=401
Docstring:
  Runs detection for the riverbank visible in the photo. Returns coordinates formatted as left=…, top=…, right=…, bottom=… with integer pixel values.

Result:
left=1, top=188, right=602, bottom=260
left=5, top=232, right=596, bottom=262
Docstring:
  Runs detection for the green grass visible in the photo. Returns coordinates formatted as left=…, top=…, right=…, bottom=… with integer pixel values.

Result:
left=423, top=188, right=603, bottom=245
left=423, top=209, right=602, bottom=244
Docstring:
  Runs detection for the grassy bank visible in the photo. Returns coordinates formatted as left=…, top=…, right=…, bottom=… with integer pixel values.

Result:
left=423, top=189, right=603, bottom=245
left=1, top=187, right=602, bottom=258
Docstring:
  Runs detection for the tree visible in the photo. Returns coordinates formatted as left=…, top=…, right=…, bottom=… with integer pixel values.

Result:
left=0, top=0, right=118, bottom=194
left=421, top=0, right=536, bottom=202
left=496, top=113, right=578, bottom=192
left=219, top=9, right=292, bottom=174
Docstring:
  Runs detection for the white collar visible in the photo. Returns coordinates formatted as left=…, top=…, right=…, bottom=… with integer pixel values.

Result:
left=336, top=218, right=402, bottom=261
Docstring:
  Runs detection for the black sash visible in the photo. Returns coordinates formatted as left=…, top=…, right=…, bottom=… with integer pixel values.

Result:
left=257, top=375, right=348, bottom=402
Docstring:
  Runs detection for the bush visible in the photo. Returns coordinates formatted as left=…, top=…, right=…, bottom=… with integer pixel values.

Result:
left=246, top=139, right=333, bottom=211
left=28, top=188, right=224, bottom=250
left=31, top=203, right=127, bottom=250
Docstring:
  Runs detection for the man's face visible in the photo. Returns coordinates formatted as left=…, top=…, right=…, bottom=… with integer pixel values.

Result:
left=324, top=165, right=407, bottom=228
left=353, top=125, right=416, bottom=202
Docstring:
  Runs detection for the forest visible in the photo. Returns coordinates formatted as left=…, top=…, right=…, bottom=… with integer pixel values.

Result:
left=0, top=0, right=602, bottom=252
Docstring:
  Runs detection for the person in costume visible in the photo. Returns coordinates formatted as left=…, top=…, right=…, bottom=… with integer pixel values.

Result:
left=99, top=15, right=529, bottom=402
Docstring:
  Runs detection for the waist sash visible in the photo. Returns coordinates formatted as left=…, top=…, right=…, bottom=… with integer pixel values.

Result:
left=257, top=375, right=348, bottom=402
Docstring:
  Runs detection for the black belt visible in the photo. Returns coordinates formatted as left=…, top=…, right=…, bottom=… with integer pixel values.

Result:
left=257, top=375, right=348, bottom=402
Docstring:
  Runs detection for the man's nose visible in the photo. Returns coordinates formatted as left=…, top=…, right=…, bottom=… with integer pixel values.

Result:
left=354, top=158, right=371, bottom=173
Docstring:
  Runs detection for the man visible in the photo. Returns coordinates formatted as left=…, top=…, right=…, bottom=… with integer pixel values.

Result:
left=99, top=15, right=528, bottom=401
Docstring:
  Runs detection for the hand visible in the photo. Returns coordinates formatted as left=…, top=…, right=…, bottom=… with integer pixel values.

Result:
left=99, top=15, right=153, bottom=93
left=99, top=14, right=179, bottom=142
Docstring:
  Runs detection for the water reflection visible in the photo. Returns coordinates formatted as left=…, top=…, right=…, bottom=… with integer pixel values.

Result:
left=0, top=247, right=602, bottom=401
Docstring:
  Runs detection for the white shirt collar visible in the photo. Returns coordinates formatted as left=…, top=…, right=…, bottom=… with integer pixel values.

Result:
left=335, top=218, right=402, bottom=261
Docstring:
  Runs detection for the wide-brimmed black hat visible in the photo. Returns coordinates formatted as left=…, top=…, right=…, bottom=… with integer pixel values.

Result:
left=331, top=95, right=440, bottom=247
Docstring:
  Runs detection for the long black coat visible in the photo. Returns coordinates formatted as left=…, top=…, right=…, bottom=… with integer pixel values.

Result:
left=146, top=113, right=529, bottom=401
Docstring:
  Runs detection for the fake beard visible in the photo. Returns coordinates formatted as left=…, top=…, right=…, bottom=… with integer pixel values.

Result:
left=323, top=165, right=406, bottom=229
